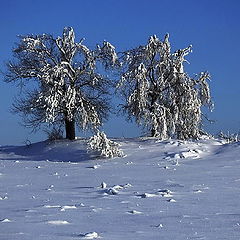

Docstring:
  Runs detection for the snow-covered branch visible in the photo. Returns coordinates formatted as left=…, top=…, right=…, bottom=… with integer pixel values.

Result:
left=117, top=34, right=212, bottom=140
left=5, top=27, right=117, bottom=140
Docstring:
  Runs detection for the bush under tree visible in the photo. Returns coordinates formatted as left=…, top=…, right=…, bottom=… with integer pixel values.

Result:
left=88, top=131, right=124, bottom=158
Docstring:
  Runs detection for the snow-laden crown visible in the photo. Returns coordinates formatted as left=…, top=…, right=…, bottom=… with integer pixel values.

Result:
left=6, top=27, right=118, bottom=133
left=118, top=34, right=212, bottom=140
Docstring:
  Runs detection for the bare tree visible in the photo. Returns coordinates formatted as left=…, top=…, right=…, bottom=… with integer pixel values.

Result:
left=5, top=27, right=117, bottom=140
left=117, top=34, right=212, bottom=139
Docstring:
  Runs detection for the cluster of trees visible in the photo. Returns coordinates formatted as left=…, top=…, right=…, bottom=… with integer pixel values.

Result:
left=3, top=27, right=212, bottom=141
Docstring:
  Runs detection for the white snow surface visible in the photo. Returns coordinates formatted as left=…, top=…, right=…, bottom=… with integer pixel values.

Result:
left=0, top=137, right=240, bottom=239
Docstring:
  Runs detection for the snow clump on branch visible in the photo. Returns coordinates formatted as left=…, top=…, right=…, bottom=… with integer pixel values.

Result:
left=118, top=33, right=213, bottom=140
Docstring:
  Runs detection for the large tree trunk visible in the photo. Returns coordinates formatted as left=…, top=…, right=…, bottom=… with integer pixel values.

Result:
left=65, top=118, right=75, bottom=140
left=151, top=128, right=157, bottom=137
left=150, top=94, right=157, bottom=137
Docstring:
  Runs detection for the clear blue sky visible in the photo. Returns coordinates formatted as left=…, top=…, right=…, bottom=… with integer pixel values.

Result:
left=0, top=0, right=240, bottom=145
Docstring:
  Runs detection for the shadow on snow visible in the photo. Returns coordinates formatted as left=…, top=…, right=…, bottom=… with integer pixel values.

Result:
left=0, top=139, right=95, bottom=163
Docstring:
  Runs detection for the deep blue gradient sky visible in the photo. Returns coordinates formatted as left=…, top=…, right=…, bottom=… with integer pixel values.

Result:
left=0, top=0, right=240, bottom=145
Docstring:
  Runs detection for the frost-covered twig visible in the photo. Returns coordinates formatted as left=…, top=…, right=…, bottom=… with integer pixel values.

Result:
left=218, top=131, right=239, bottom=143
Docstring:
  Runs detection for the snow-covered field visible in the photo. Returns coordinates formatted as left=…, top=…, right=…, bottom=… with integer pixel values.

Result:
left=0, top=137, right=240, bottom=239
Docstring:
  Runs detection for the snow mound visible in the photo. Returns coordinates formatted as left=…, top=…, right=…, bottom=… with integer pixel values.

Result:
left=102, top=183, right=132, bottom=195
left=127, top=210, right=142, bottom=214
left=81, top=232, right=99, bottom=239
left=1, top=218, right=11, bottom=223
left=43, top=205, right=61, bottom=208
left=47, top=220, right=70, bottom=225
left=139, top=193, right=158, bottom=198
left=0, top=196, right=8, bottom=200
left=60, top=205, right=77, bottom=211
left=1, top=137, right=239, bottom=240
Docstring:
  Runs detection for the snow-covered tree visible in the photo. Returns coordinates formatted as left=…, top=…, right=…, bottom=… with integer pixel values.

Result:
left=88, top=131, right=124, bottom=158
left=5, top=27, right=117, bottom=140
left=117, top=34, right=212, bottom=140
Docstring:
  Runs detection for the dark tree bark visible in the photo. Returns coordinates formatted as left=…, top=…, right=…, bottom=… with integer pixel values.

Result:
left=151, top=128, right=157, bottom=137
left=65, top=118, right=75, bottom=140
left=150, top=93, right=157, bottom=137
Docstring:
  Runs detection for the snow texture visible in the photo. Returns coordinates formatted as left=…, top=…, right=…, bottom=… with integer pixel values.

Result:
left=0, top=137, right=240, bottom=239
left=88, top=131, right=124, bottom=158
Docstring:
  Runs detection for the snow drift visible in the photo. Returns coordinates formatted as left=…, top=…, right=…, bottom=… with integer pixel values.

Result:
left=0, top=137, right=240, bottom=239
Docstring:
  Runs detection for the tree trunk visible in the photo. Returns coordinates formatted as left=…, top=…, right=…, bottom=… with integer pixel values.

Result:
left=150, top=94, right=157, bottom=137
left=65, top=118, right=75, bottom=140
left=151, top=128, right=157, bottom=137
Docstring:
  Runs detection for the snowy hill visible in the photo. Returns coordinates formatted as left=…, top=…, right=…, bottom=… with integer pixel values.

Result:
left=0, top=138, right=240, bottom=239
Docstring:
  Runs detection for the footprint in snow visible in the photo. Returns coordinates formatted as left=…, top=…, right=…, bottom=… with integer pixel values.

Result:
left=77, top=203, right=85, bottom=207
left=138, top=193, right=159, bottom=198
left=194, top=190, right=203, bottom=193
left=158, top=189, right=171, bottom=194
left=127, top=210, right=142, bottom=214
left=87, top=165, right=101, bottom=169
left=126, top=161, right=133, bottom=165
left=151, top=223, right=164, bottom=228
left=103, top=188, right=119, bottom=195
left=163, top=166, right=170, bottom=169
left=46, top=184, right=55, bottom=191
left=158, top=189, right=173, bottom=197
left=0, top=196, right=8, bottom=200
left=102, top=183, right=132, bottom=195
left=138, top=189, right=172, bottom=198
left=25, top=209, right=37, bottom=213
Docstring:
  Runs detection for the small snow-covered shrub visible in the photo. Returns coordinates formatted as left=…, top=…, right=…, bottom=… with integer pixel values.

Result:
left=88, top=131, right=124, bottom=158
left=218, top=131, right=239, bottom=143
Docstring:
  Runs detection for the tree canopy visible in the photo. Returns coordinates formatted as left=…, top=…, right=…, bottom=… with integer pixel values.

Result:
left=117, top=34, right=212, bottom=139
left=4, top=28, right=213, bottom=141
left=5, top=27, right=117, bottom=139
